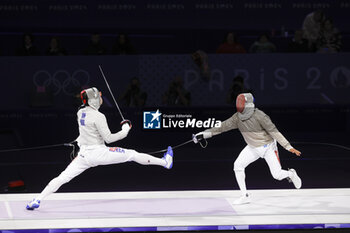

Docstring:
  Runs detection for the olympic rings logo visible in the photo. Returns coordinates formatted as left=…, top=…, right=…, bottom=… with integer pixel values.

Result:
left=33, top=69, right=90, bottom=96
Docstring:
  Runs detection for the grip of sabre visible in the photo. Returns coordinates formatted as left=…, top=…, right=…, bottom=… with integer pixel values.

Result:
left=192, top=134, right=203, bottom=144
left=121, top=119, right=132, bottom=128
left=192, top=133, right=209, bottom=148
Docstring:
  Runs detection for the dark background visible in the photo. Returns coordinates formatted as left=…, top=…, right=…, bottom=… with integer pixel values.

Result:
left=1, top=106, right=349, bottom=193
left=0, top=0, right=349, bottom=196
left=1, top=0, right=350, bottom=55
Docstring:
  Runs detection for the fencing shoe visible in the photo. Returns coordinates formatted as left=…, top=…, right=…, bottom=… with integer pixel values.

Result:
left=26, top=199, right=40, bottom=210
left=233, top=193, right=250, bottom=205
left=163, top=146, right=173, bottom=169
left=288, top=168, right=302, bottom=189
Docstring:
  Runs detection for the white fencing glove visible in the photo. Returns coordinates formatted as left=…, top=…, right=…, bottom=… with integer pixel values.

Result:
left=193, top=131, right=212, bottom=144
left=121, top=120, right=132, bottom=133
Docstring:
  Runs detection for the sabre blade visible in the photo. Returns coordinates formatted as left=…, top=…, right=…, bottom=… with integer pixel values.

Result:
left=98, top=65, right=125, bottom=121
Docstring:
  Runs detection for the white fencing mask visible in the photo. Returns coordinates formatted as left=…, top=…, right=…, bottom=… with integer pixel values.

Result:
left=80, top=87, right=102, bottom=110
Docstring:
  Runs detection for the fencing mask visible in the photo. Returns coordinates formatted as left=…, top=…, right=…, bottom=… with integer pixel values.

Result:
left=236, top=93, right=255, bottom=121
left=80, top=87, right=102, bottom=110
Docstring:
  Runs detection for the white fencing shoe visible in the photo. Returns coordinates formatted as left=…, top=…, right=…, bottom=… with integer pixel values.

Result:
left=233, top=193, right=250, bottom=205
left=288, top=168, right=302, bottom=189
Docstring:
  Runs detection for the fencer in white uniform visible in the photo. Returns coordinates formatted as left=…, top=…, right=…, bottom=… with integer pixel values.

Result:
left=193, top=93, right=302, bottom=205
left=26, top=87, right=173, bottom=210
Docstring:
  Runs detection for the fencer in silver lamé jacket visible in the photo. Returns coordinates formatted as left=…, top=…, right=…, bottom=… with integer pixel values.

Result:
left=204, top=108, right=293, bottom=150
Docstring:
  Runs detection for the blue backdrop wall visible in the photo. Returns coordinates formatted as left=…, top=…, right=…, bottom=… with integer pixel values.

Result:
left=0, top=54, right=349, bottom=109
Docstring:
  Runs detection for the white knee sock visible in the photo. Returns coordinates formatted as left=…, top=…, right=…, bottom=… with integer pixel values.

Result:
left=132, top=152, right=166, bottom=166
left=234, top=170, right=248, bottom=196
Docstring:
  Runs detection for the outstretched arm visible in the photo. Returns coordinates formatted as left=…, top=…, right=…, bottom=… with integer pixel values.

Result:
left=194, top=114, right=238, bottom=141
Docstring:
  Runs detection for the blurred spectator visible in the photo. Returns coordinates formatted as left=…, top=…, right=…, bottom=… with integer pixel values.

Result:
left=316, top=18, right=342, bottom=53
left=302, top=9, right=325, bottom=51
left=249, top=34, right=276, bottom=53
left=216, top=32, right=246, bottom=54
left=287, top=30, right=309, bottom=53
left=112, top=33, right=135, bottom=55
left=226, top=75, right=251, bottom=105
left=191, top=50, right=210, bottom=81
left=84, top=33, right=106, bottom=55
left=16, top=33, right=39, bottom=56
left=162, top=76, right=191, bottom=106
left=119, top=77, right=147, bottom=107
left=46, top=37, right=67, bottom=56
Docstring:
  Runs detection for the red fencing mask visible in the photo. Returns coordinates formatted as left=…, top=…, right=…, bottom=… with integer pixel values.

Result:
left=236, top=93, right=255, bottom=120
left=236, top=94, right=246, bottom=113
